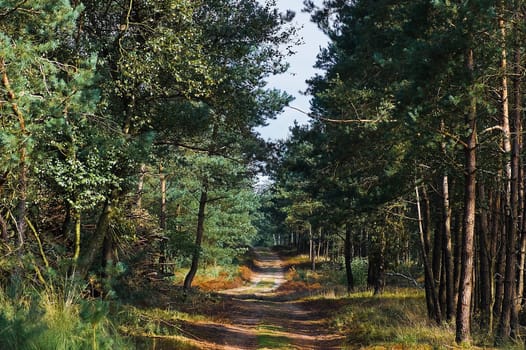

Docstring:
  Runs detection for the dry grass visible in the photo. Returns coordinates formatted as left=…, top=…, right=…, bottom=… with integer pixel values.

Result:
left=239, top=265, right=253, bottom=282
left=193, top=272, right=244, bottom=291
left=323, top=288, right=457, bottom=349
left=276, top=280, right=322, bottom=292
left=172, top=264, right=250, bottom=292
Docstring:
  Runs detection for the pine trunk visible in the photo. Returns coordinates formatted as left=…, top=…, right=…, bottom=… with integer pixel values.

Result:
left=456, top=48, right=477, bottom=344
left=477, top=183, right=492, bottom=332
left=416, top=185, right=442, bottom=323
left=442, top=175, right=455, bottom=321
left=344, top=223, right=354, bottom=293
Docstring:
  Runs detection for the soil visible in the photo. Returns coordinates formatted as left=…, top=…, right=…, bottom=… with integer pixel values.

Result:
left=175, top=247, right=346, bottom=349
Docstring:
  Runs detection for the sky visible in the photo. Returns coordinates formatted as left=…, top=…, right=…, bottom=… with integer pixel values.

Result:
left=255, top=0, right=329, bottom=141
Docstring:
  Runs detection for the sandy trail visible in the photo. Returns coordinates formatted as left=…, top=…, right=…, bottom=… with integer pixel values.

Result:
left=177, top=247, right=344, bottom=350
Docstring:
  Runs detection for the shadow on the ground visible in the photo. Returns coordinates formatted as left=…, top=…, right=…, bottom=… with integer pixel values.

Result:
left=131, top=247, right=345, bottom=350
left=175, top=247, right=345, bottom=349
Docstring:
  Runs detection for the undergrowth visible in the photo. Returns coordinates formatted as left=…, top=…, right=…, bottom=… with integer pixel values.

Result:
left=327, top=288, right=456, bottom=349
left=0, top=282, right=129, bottom=350
left=172, top=261, right=252, bottom=291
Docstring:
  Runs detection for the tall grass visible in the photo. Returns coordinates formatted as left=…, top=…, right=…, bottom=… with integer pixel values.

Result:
left=0, top=280, right=129, bottom=350
left=330, top=289, right=455, bottom=348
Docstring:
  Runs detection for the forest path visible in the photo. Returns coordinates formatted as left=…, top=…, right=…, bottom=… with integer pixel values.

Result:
left=177, top=247, right=344, bottom=349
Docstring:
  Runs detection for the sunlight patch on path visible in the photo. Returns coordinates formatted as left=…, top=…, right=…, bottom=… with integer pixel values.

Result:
left=219, top=249, right=287, bottom=297
left=179, top=247, right=344, bottom=350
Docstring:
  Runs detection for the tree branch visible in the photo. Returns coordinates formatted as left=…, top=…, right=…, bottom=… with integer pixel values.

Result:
left=287, top=105, right=393, bottom=124
left=0, top=0, right=28, bottom=19
left=386, top=272, right=422, bottom=288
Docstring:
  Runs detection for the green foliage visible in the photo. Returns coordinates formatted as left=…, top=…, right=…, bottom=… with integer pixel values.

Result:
left=0, top=0, right=299, bottom=345
left=331, top=289, right=454, bottom=347
left=0, top=285, right=129, bottom=350
left=351, top=258, right=369, bottom=287
left=256, top=333, right=291, bottom=349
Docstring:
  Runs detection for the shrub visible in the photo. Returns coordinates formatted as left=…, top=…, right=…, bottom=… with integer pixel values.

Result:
left=0, top=283, right=130, bottom=350
left=351, top=257, right=368, bottom=287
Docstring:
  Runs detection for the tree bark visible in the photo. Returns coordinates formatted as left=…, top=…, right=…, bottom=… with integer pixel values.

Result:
left=477, top=183, right=492, bottom=332
left=0, top=210, right=7, bottom=242
left=78, top=198, right=113, bottom=278
left=442, top=175, right=455, bottom=322
left=456, top=48, right=477, bottom=344
left=1, top=58, right=27, bottom=247
left=512, top=44, right=525, bottom=333
left=159, top=164, right=167, bottom=273
left=344, top=223, right=354, bottom=293
left=183, top=179, right=208, bottom=290
left=496, top=7, right=520, bottom=339
left=416, top=185, right=442, bottom=323
left=136, top=164, right=146, bottom=209
left=432, top=208, right=443, bottom=313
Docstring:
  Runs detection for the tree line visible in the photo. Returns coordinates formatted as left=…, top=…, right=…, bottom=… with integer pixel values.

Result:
left=262, top=0, right=526, bottom=346
left=0, top=0, right=295, bottom=300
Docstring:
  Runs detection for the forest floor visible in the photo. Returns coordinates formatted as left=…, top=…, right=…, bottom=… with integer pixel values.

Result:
left=172, top=247, right=345, bottom=349
left=127, top=248, right=507, bottom=349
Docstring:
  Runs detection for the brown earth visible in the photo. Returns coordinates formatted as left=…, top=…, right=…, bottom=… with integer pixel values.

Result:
left=175, top=247, right=346, bottom=350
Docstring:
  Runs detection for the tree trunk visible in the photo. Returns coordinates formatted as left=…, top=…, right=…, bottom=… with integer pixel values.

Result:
left=455, top=48, right=477, bottom=345
left=453, top=210, right=462, bottom=303
left=344, top=223, right=354, bottom=293
left=432, top=212, right=443, bottom=313
left=309, top=223, right=316, bottom=271
left=0, top=210, right=7, bottom=242
left=477, top=183, right=492, bottom=332
left=373, top=230, right=385, bottom=295
left=78, top=198, right=113, bottom=278
left=442, top=174, right=455, bottom=322
left=102, top=231, right=114, bottom=268
left=317, top=227, right=322, bottom=260
left=496, top=7, right=520, bottom=339
left=136, top=164, right=146, bottom=209
left=159, top=164, right=167, bottom=273
left=183, top=180, right=208, bottom=290
left=497, top=44, right=522, bottom=343
left=512, top=45, right=525, bottom=332
left=493, top=212, right=506, bottom=323
left=73, top=210, right=81, bottom=268
left=1, top=58, right=27, bottom=247
left=416, top=185, right=441, bottom=323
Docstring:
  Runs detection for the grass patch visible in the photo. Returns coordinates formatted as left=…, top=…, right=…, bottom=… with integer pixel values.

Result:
left=328, top=288, right=456, bottom=349
left=0, top=285, right=130, bottom=349
left=172, top=263, right=249, bottom=291
left=257, top=334, right=292, bottom=349
left=256, top=323, right=291, bottom=349
left=276, top=249, right=369, bottom=293
left=132, top=335, right=201, bottom=350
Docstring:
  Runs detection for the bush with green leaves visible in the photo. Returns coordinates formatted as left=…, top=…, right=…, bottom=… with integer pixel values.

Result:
left=351, top=257, right=369, bottom=287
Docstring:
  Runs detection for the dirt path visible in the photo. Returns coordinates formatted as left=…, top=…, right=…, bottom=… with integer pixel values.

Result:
left=177, top=247, right=344, bottom=350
